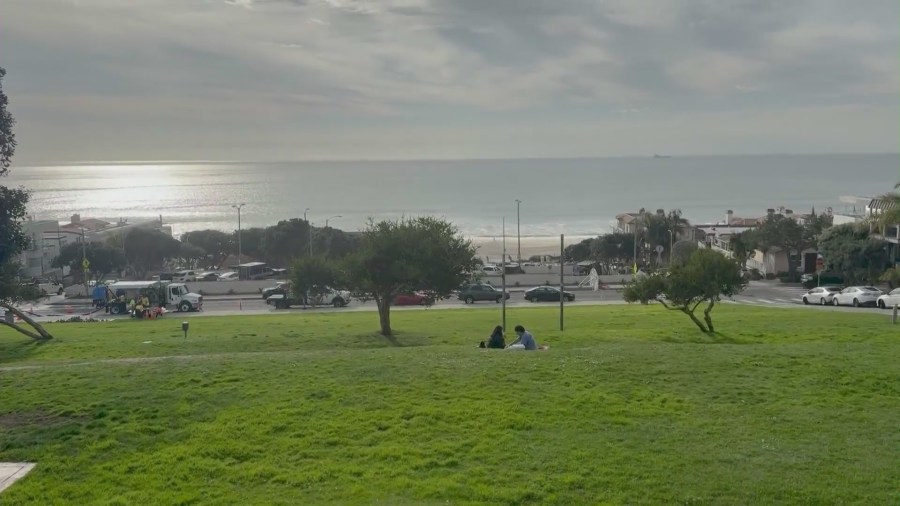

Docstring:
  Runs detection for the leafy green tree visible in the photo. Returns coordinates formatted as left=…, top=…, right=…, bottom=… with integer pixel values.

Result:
left=638, top=209, right=690, bottom=263
left=729, top=231, right=756, bottom=268
left=290, top=256, right=338, bottom=307
left=564, top=237, right=596, bottom=262
left=818, top=224, right=888, bottom=284
left=342, top=217, right=478, bottom=336
left=261, top=218, right=311, bottom=267
left=753, top=214, right=814, bottom=279
left=624, top=249, right=746, bottom=334
left=182, top=229, right=232, bottom=265
left=0, top=67, right=53, bottom=340
left=670, top=240, right=698, bottom=267
left=124, top=227, right=182, bottom=279
left=593, top=233, right=635, bottom=266
left=235, top=227, right=265, bottom=259
left=51, top=242, right=127, bottom=283
left=177, top=243, right=207, bottom=269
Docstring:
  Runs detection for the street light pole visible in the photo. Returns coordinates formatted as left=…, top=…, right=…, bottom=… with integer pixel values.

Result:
left=515, top=199, right=522, bottom=266
left=325, top=215, right=342, bottom=228
left=232, top=203, right=245, bottom=279
left=304, top=208, right=312, bottom=256
left=80, top=227, right=88, bottom=295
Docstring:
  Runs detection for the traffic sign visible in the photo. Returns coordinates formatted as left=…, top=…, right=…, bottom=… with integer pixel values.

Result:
left=82, top=258, right=90, bottom=270
left=655, top=245, right=665, bottom=254
left=815, top=255, right=825, bottom=272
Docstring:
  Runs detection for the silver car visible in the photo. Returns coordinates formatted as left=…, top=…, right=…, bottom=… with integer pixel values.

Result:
left=832, top=286, right=883, bottom=307
left=802, top=286, right=842, bottom=305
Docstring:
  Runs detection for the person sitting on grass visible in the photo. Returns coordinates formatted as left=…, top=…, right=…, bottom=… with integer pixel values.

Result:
left=507, top=325, right=537, bottom=350
left=485, top=325, right=505, bottom=349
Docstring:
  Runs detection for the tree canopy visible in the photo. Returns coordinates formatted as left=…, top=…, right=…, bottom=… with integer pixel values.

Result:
left=818, top=224, right=888, bottom=284
left=0, top=67, right=53, bottom=340
left=290, top=256, right=339, bottom=306
left=624, top=249, right=746, bottom=333
left=124, top=227, right=182, bottom=278
left=51, top=242, right=126, bottom=283
left=753, top=214, right=828, bottom=278
left=342, top=217, right=477, bottom=336
left=182, top=229, right=232, bottom=266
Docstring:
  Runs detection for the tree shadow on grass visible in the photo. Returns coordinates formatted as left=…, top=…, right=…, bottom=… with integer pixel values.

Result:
left=0, top=338, right=50, bottom=366
left=660, top=332, right=749, bottom=345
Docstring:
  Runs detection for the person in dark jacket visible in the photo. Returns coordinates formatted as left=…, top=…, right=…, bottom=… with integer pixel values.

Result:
left=486, top=325, right=506, bottom=349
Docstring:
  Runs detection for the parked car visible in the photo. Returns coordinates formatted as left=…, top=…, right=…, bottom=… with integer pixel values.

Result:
left=832, top=286, right=882, bottom=307
left=524, top=286, right=575, bottom=302
left=802, top=286, right=842, bottom=305
left=173, top=270, right=199, bottom=282
left=481, top=265, right=502, bottom=274
left=876, top=288, right=900, bottom=309
left=36, top=280, right=64, bottom=296
left=197, top=271, right=220, bottom=282
left=458, top=283, right=510, bottom=304
left=268, top=286, right=350, bottom=309
left=262, top=281, right=288, bottom=300
left=217, top=272, right=239, bottom=282
left=394, top=292, right=433, bottom=306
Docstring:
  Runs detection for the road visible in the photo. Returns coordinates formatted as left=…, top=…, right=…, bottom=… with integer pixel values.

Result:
left=13, top=281, right=891, bottom=321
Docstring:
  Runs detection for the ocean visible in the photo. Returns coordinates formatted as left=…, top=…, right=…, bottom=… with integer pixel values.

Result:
left=6, top=154, right=899, bottom=247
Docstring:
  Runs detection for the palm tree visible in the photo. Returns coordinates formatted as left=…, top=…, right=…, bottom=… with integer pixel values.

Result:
left=874, top=181, right=900, bottom=233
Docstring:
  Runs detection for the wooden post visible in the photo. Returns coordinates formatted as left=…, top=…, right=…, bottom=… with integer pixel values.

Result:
left=560, top=234, right=564, bottom=331
left=893, top=304, right=897, bottom=324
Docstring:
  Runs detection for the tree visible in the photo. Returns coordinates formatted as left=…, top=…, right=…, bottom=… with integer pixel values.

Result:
left=290, top=256, right=338, bottom=307
left=593, top=233, right=635, bottom=266
left=177, top=243, right=207, bottom=269
left=0, top=67, right=53, bottom=340
left=124, top=227, right=182, bottom=278
left=623, top=249, right=746, bottom=334
left=51, top=242, right=127, bottom=283
left=564, top=237, right=596, bottom=262
left=753, top=215, right=813, bottom=279
left=729, top=231, right=756, bottom=268
left=818, top=224, right=888, bottom=284
left=261, top=218, right=311, bottom=267
left=235, top=227, right=265, bottom=260
left=342, top=217, right=478, bottom=336
left=638, top=209, right=690, bottom=264
left=670, top=240, right=698, bottom=267
left=182, top=229, right=232, bottom=266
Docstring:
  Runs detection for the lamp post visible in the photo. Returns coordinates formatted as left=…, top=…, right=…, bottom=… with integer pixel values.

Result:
left=304, top=208, right=312, bottom=256
left=232, top=203, right=245, bottom=279
left=80, top=227, right=88, bottom=295
left=668, top=229, right=675, bottom=265
left=325, top=215, right=342, bottom=228
left=515, top=199, right=522, bottom=266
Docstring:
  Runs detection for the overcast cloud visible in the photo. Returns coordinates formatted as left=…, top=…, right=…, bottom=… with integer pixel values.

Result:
left=2, top=0, right=898, bottom=163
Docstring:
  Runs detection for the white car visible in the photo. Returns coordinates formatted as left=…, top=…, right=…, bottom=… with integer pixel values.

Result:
left=482, top=265, right=502, bottom=274
left=802, top=286, right=842, bottom=305
left=173, top=270, right=198, bottom=282
left=217, top=272, right=239, bottom=282
left=832, top=286, right=883, bottom=307
left=876, top=288, right=900, bottom=309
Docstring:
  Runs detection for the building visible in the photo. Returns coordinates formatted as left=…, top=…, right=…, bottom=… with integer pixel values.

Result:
left=15, top=214, right=174, bottom=280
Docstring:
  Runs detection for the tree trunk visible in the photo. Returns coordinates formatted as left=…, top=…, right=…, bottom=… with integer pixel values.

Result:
left=0, top=302, right=54, bottom=340
left=703, top=299, right=716, bottom=334
left=681, top=307, right=710, bottom=333
left=375, top=297, right=392, bottom=336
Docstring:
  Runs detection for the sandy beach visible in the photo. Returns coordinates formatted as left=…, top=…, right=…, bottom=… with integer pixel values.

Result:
left=470, top=235, right=593, bottom=261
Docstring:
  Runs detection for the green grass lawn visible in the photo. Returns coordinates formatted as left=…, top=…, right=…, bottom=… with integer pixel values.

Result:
left=1, top=306, right=898, bottom=505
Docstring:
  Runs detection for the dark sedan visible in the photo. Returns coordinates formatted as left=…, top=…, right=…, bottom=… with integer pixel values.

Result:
left=458, top=283, right=510, bottom=304
left=524, top=286, right=575, bottom=302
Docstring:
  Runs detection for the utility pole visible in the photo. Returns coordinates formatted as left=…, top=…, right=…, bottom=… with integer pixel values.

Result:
left=80, top=227, right=88, bottom=296
left=560, top=234, right=564, bottom=331
left=232, top=204, right=245, bottom=279
left=501, top=216, right=507, bottom=333
left=515, top=199, right=522, bottom=266
left=304, top=208, right=312, bottom=256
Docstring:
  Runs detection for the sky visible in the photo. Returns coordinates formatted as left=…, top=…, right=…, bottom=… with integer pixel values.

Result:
left=2, top=0, right=899, bottom=164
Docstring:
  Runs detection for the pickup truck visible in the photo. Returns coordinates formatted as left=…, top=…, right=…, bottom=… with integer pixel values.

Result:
left=37, top=280, right=64, bottom=296
left=268, top=287, right=351, bottom=309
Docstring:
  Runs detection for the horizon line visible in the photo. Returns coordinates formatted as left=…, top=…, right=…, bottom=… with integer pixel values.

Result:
left=13, top=151, right=900, bottom=168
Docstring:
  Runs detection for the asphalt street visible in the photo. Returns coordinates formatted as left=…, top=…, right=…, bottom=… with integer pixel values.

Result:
left=14, top=281, right=891, bottom=321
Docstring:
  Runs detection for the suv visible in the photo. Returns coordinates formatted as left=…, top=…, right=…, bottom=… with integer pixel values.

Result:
left=458, top=283, right=510, bottom=304
left=173, top=270, right=198, bottom=282
left=36, top=280, right=64, bottom=296
left=262, top=281, right=288, bottom=299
